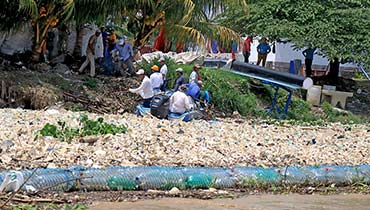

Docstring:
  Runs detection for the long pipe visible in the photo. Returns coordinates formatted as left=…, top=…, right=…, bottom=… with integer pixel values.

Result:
left=231, top=61, right=313, bottom=89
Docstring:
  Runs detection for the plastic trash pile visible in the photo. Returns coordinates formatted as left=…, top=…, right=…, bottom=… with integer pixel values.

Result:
left=0, top=108, right=369, bottom=170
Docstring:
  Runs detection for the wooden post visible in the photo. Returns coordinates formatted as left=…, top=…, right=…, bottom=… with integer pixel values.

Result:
left=1, top=80, right=6, bottom=99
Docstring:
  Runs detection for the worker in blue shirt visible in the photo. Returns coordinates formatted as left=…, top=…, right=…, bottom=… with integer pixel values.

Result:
left=185, top=81, right=202, bottom=100
left=256, top=37, right=271, bottom=67
left=302, top=48, right=316, bottom=77
left=111, top=38, right=135, bottom=76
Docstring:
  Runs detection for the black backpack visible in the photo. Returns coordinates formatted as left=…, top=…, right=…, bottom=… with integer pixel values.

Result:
left=150, top=94, right=170, bottom=119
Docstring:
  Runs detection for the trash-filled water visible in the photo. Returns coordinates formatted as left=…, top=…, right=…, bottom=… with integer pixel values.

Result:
left=89, top=194, right=370, bottom=210
left=0, top=108, right=369, bottom=170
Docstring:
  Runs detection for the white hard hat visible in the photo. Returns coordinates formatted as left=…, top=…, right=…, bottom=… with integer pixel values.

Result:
left=176, top=68, right=183, bottom=73
left=136, top=69, right=145, bottom=75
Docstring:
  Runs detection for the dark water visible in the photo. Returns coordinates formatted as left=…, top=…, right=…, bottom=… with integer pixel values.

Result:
left=89, top=194, right=370, bottom=210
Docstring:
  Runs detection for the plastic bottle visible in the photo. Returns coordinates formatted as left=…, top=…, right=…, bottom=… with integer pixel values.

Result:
left=24, top=172, right=75, bottom=192
left=108, top=176, right=137, bottom=190
left=0, top=171, right=25, bottom=192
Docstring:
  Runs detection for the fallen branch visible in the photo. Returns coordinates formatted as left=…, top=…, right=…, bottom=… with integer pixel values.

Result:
left=0, top=196, right=64, bottom=204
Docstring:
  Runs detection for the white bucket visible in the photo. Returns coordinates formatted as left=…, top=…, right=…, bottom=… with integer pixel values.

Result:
left=307, top=85, right=322, bottom=106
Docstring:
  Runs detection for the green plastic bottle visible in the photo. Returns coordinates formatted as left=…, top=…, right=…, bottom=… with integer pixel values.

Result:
left=108, top=176, right=138, bottom=191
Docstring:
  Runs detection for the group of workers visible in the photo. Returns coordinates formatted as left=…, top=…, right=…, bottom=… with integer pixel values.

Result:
left=77, top=28, right=210, bottom=116
left=129, top=60, right=209, bottom=115
left=79, top=28, right=135, bottom=77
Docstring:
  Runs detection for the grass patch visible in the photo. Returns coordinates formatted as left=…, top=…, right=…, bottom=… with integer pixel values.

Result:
left=83, top=77, right=98, bottom=89
left=35, top=114, right=127, bottom=143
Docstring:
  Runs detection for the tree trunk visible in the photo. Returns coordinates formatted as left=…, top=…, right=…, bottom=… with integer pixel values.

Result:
left=73, top=26, right=84, bottom=58
left=134, top=24, right=157, bottom=48
left=328, top=57, right=340, bottom=83
left=31, top=45, right=42, bottom=62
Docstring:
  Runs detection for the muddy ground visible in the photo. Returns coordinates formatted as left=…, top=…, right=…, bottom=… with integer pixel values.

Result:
left=1, top=184, right=369, bottom=209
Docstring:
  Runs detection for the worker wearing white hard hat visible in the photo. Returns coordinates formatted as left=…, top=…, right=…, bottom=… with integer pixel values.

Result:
left=129, top=69, right=154, bottom=108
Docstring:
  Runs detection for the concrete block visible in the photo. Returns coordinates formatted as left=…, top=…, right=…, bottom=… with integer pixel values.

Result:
left=321, top=90, right=354, bottom=109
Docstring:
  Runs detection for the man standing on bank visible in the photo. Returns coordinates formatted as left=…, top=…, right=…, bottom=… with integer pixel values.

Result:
left=79, top=30, right=100, bottom=77
left=256, top=37, right=271, bottom=67
left=243, top=35, right=253, bottom=63
left=302, top=47, right=316, bottom=77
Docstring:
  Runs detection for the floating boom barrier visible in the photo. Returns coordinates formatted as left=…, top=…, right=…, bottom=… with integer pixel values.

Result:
left=0, top=165, right=369, bottom=193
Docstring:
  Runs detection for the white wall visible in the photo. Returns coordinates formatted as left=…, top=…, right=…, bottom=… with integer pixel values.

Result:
left=236, top=39, right=356, bottom=68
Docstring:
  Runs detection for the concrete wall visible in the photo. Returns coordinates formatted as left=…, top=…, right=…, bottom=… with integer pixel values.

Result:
left=236, top=39, right=357, bottom=68
left=0, top=24, right=33, bottom=55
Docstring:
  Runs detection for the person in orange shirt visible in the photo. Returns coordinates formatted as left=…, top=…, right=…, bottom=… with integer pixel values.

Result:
left=107, top=29, right=117, bottom=52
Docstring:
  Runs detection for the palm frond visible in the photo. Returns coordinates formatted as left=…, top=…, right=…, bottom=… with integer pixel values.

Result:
left=18, top=0, right=38, bottom=18
left=173, top=24, right=206, bottom=46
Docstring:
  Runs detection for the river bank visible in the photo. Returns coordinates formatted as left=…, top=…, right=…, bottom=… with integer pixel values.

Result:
left=88, top=193, right=370, bottom=210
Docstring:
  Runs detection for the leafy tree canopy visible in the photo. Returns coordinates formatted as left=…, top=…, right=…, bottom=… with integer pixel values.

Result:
left=220, top=0, right=370, bottom=67
left=0, top=0, right=248, bottom=47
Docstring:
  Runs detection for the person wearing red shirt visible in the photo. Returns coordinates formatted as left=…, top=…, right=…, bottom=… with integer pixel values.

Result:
left=243, top=35, right=253, bottom=63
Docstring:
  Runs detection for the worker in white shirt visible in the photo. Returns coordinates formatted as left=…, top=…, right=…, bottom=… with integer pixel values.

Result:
left=150, top=65, right=163, bottom=95
left=129, top=69, right=154, bottom=108
left=189, top=64, right=202, bottom=85
left=159, top=57, right=168, bottom=91
left=169, top=85, right=193, bottom=114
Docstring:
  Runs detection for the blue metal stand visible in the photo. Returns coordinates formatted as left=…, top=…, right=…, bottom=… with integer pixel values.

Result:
left=264, top=81, right=293, bottom=119
left=359, top=65, right=370, bottom=80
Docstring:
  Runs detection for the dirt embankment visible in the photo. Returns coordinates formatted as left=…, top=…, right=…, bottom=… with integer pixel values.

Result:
left=0, top=61, right=141, bottom=114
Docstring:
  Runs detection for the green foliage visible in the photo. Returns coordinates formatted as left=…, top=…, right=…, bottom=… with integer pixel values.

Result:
left=35, top=114, right=127, bottom=143
left=83, top=77, right=98, bottom=89
left=286, top=98, right=317, bottom=122
left=321, top=101, right=367, bottom=124
left=353, top=72, right=367, bottom=80
left=1, top=0, right=247, bottom=50
left=79, top=114, right=127, bottom=136
left=34, top=121, right=79, bottom=143
left=240, top=177, right=270, bottom=189
left=221, top=0, right=370, bottom=67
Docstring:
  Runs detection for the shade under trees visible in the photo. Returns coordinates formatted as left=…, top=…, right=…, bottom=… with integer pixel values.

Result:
left=220, top=0, right=370, bottom=79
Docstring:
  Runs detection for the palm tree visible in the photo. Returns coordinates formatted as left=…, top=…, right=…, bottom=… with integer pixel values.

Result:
left=121, top=0, right=249, bottom=48
left=4, top=0, right=75, bottom=61
left=0, top=0, right=248, bottom=61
